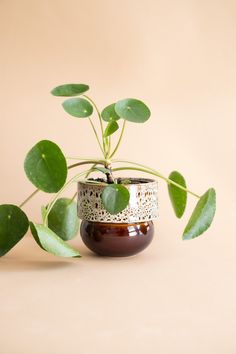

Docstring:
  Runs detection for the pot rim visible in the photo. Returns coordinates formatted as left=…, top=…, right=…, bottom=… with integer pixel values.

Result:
left=78, top=177, right=157, bottom=187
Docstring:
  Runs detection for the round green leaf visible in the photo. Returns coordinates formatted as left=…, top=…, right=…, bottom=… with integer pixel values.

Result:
left=101, top=184, right=130, bottom=215
left=48, top=198, right=80, bottom=241
left=62, top=98, right=93, bottom=118
left=51, top=83, right=89, bottom=97
left=0, top=204, right=29, bottom=256
left=115, top=98, right=151, bottom=123
left=101, top=103, right=120, bottom=122
left=183, top=188, right=216, bottom=240
left=24, top=140, right=67, bottom=193
left=104, top=120, right=119, bottom=138
left=168, top=171, right=187, bottom=218
left=30, top=223, right=81, bottom=258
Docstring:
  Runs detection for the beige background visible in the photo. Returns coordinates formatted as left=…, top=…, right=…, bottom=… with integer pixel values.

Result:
left=0, top=1, right=235, bottom=353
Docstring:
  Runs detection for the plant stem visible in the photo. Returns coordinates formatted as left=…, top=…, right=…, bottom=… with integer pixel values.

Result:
left=67, top=160, right=105, bottom=170
left=70, top=192, right=77, bottom=203
left=66, top=156, right=104, bottom=161
left=44, top=168, right=94, bottom=226
left=88, top=118, right=104, bottom=155
left=109, top=120, right=126, bottom=158
left=85, top=163, right=98, bottom=178
left=19, top=161, right=105, bottom=210
left=83, top=94, right=105, bottom=153
left=112, top=165, right=200, bottom=198
left=19, top=189, right=39, bottom=208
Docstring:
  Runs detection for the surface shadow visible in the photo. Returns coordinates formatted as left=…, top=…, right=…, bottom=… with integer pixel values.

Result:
left=0, top=255, right=77, bottom=272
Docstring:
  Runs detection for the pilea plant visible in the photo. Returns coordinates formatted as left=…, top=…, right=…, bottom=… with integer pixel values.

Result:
left=0, top=83, right=216, bottom=258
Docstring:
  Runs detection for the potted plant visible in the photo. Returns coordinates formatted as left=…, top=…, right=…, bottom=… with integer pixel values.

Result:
left=0, top=83, right=216, bottom=258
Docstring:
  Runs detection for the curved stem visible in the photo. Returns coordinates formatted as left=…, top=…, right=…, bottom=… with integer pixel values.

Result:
left=19, top=189, right=39, bottom=208
left=66, top=156, right=104, bottom=161
left=85, top=163, right=98, bottom=178
left=19, top=161, right=105, bottom=210
left=83, top=94, right=105, bottom=153
left=44, top=168, right=94, bottom=226
left=68, top=160, right=105, bottom=170
left=88, top=118, right=104, bottom=155
left=112, top=165, right=200, bottom=198
left=109, top=120, right=126, bottom=158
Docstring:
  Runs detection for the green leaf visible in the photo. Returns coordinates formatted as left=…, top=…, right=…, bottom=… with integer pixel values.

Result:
left=102, top=184, right=130, bottom=215
left=48, top=198, right=80, bottom=241
left=101, top=103, right=120, bottom=122
left=62, top=98, right=93, bottom=118
left=51, top=83, right=89, bottom=97
left=0, top=204, right=29, bottom=256
left=30, top=223, right=81, bottom=258
left=183, top=188, right=216, bottom=240
left=104, top=120, right=119, bottom=137
left=115, top=98, right=151, bottom=123
left=24, top=140, right=67, bottom=193
left=168, top=171, right=187, bottom=218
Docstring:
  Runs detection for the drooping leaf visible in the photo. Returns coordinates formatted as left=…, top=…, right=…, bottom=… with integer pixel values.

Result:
left=115, top=98, right=151, bottom=123
left=51, top=83, right=89, bottom=97
left=47, top=198, right=80, bottom=241
left=168, top=171, right=187, bottom=218
left=183, top=188, right=216, bottom=240
left=30, top=223, right=81, bottom=257
left=62, top=98, right=93, bottom=118
left=104, top=120, right=119, bottom=137
left=0, top=205, right=29, bottom=256
left=24, top=140, right=67, bottom=193
left=101, top=103, right=120, bottom=122
left=102, top=184, right=130, bottom=215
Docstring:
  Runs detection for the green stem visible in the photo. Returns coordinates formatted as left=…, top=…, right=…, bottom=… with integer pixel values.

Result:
left=19, top=160, right=105, bottom=210
left=66, top=156, right=104, bottom=161
left=67, top=160, right=105, bottom=170
left=88, top=118, right=104, bottom=155
left=112, top=164, right=200, bottom=198
left=85, top=163, right=98, bottom=178
left=70, top=192, right=77, bottom=203
left=19, top=189, right=39, bottom=208
left=44, top=168, right=94, bottom=226
left=109, top=120, right=126, bottom=158
left=83, top=94, right=105, bottom=153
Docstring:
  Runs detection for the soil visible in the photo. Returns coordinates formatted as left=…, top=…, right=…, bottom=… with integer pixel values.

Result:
left=87, top=177, right=151, bottom=184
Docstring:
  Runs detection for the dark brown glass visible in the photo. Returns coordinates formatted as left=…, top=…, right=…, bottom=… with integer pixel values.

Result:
left=80, top=220, right=154, bottom=257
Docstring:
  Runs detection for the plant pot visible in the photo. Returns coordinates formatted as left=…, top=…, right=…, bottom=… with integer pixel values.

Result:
left=77, top=178, right=158, bottom=257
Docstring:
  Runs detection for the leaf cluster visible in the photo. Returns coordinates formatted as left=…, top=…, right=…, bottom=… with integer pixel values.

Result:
left=0, top=83, right=216, bottom=258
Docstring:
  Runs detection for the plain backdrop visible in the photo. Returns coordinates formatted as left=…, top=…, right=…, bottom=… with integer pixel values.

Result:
left=0, top=1, right=235, bottom=353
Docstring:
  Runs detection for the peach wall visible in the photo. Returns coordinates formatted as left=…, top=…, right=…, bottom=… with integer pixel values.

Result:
left=0, top=1, right=235, bottom=353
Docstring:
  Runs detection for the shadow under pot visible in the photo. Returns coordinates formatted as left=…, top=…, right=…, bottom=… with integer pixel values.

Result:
left=77, top=178, right=158, bottom=257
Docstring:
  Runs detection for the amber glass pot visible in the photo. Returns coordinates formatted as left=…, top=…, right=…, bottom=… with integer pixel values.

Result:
left=78, top=178, right=158, bottom=257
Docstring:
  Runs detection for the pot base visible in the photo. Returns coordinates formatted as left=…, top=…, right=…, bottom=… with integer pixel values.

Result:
left=80, top=221, right=154, bottom=257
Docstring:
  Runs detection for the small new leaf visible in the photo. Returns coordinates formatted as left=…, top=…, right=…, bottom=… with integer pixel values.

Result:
left=102, top=184, right=130, bottom=215
left=51, top=83, right=89, bottom=97
left=168, top=171, right=187, bottom=218
left=104, top=120, right=119, bottom=137
left=101, top=103, right=120, bottom=122
left=0, top=205, right=29, bottom=256
left=62, top=98, right=93, bottom=118
left=30, top=223, right=81, bottom=257
left=183, top=188, right=216, bottom=240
